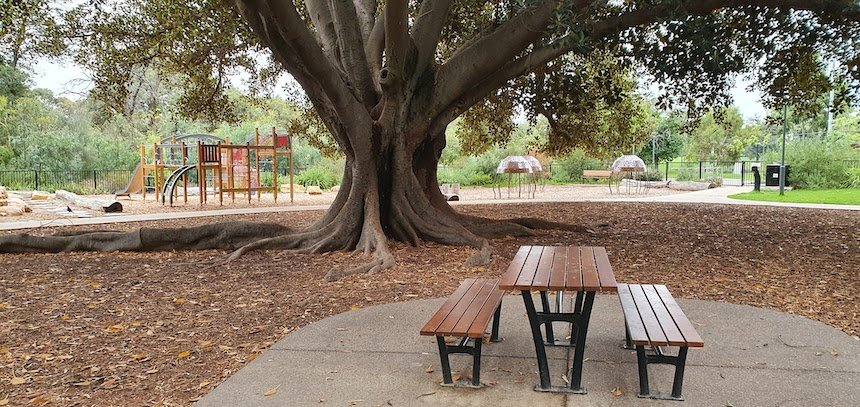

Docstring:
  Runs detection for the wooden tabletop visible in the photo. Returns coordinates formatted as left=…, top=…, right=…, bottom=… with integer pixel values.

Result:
left=498, top=245, right=618, bottom=292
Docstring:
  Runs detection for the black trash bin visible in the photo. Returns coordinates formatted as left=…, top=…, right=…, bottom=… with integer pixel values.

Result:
left=765, top=164, right=790, bottom=186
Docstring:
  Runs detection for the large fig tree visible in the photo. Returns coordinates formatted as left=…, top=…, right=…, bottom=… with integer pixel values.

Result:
left=2, top=0, right=858, bottom=280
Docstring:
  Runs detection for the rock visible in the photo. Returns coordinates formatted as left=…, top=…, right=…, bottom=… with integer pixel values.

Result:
left=31, top=191, right=51, bottom=200
left=306, top=185, right=323, bottom=195
left=281, top=184, right=305, bottom=193
left=331, top=185, right=340, bottom=192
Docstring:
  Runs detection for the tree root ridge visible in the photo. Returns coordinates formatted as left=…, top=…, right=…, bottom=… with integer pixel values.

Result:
left=0, top=221, right=291, bottom=254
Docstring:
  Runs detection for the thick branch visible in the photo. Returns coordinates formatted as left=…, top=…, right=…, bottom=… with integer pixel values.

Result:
left=411, top=0, right=452, bottom=73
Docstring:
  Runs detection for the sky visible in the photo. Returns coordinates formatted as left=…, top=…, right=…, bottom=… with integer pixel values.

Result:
left=32, top=59, right=770, bottom=121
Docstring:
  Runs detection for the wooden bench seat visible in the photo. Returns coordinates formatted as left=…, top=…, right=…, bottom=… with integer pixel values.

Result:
left=582, top=170, right=614, bottom=193
left=618, top=283, right=704, bottom=401
left=420, top=278, right=504, bottom=387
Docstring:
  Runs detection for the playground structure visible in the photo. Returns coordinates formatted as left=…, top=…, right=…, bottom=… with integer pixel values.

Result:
left=117, top=129, right=294, bottom=206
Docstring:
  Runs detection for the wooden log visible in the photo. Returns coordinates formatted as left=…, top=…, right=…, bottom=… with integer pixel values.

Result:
left=55, top=190, right=123, bottom=213
left=667, top=181, right=716, bottom=191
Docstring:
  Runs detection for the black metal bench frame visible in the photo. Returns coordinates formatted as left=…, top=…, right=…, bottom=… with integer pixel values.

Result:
left=623, top=333, right=690, bottom=401
left=434, top=306, right=502, bottom=388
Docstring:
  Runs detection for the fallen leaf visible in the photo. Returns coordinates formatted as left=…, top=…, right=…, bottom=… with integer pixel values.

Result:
left=10, top=377, right=26, bottom=385
left=29, top=394, right=51, bottom=405
left=611, top=386, right=623, bottom=397
left=177, top=351, right=191, bottom=359
left=73, top=380, right=91, bottom=386
left=350, top=305, right=361, bottom=311
left=0, top=395, right=8, bottom=406
left=174, top=297, right=186, bottom=304
left=830, top=350, right=839, bottom=356
left=197, top=381, right=212, bottom=389
left=105, top=323, right=124, bottom=333
left=451, top=373, right=461, bottom=382
left=336, top=328, right=347, bottom=331
left=424, top=366, right=434, bottom=373
left=264, top=386, right=278, bottom=396
left=0, top=346, right=8, bottom=354
left=88, top=280, right=102, bottom=288
left=0, top=303, right=6, bottom=311
left=199, top=341, right=213, bottom=349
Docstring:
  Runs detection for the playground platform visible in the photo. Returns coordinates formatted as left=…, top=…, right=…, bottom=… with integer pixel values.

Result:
left=195, top=295, right=860, bottom=406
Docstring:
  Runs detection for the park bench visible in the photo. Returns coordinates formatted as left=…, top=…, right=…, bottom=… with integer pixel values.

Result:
left=420, top=278, right=504, bottom=387
left=582, top=169, right=614, bottom=193
left=618, top=283, right=704, bottom=401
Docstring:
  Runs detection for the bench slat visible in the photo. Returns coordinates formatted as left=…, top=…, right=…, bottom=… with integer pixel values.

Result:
left=565, top=246, right=583, bottom=290
left=531, top=246, right=555, bottom=289
left=498, top=246, right=531, bottom=288
left=642, top=285, right=686, bottom=346
left=593, top=247, right=618, bottom=292
left=451, top=280, right=498, bottom=336
left=629, top=284, right=669, bottom=346
left=580, top=247, right=601, bottom=291
left=514, top=246, right=544, bottom=288
left=547, top=246, right=568, bottom=290
left=618, top=284, right=649, bottom=345
left=420, top=279, right=478, bottom=335
left=434, top=280, right=488, bottom=335
left=655, top=285, right=704, bottom=348
left=467, top=284, right=505, bottom=338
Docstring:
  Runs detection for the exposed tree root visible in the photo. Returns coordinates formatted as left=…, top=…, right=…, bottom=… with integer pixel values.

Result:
left=0, top=222, right=291, bottom=253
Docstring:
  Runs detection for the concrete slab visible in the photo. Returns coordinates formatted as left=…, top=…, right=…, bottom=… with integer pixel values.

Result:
left=196, top=295, right=860, bottom=406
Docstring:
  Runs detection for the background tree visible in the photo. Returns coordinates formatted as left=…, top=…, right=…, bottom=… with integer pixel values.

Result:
left=639, top=112, right=686, bottom=165
left=2, top=0, right=860, bottom=280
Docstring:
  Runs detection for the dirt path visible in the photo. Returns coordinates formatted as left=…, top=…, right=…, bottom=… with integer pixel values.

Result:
left=0, top=202, right=857, bottom=406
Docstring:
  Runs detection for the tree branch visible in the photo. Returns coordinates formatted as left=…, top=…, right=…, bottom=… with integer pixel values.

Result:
left=430, top=1, right=567, bottom=116
left=328, top=0, right=378, bottom=107
left=411, top=0, right=452, bottom=73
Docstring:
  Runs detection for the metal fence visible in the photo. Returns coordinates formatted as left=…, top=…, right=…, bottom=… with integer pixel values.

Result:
left=0, top=169, right=133, bottom=194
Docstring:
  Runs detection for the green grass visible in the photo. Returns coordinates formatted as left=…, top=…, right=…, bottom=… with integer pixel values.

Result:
left=728, top=189, right=860, bottom=205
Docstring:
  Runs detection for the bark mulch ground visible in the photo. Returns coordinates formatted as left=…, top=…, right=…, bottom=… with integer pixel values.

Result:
left=0, top=202, right=857, bottom=406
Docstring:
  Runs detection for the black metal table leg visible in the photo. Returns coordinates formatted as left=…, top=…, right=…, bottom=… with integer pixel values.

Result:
left=521, top=291, right=551, bottom=389
left=567, top=291, right=595, bottom=393
left=539, top=291, right=555, bottom=344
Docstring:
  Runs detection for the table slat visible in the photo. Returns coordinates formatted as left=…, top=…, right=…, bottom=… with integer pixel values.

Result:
left=655, top=285, right=705, bottom=347
left=642, top=285, right=686, bottom=346
left=451, top=279, right=497, bottom=336
left=565, top=246, right=583, bottom=291
left=514, top=246, right=544, bottom=288
left=593, top=247, right=618, bottom=292
left=531, top=246, right=555, bottom=289
left=420, top=279, right=477, bottom=335
left=629, top=284, right=669, bottom=346
left=617, top=283, right=649, bottom=345
left=547, top=246, right=568, bottom=290
left=580, top=246, right=601, bottom=291
left=467, top=284, right=505, bottom=338
left=498, top=246, right=531, bottom=289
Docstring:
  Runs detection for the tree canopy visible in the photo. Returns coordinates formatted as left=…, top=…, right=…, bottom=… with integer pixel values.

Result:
left=2, top=0, right=859, bottom=278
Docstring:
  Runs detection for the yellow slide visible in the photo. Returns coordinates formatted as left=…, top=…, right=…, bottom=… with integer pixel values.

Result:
left=115, top=162, right=144, bottom=197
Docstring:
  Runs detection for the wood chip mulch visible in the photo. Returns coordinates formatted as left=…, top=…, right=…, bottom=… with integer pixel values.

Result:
left=0, top=202, right=857, bottom=406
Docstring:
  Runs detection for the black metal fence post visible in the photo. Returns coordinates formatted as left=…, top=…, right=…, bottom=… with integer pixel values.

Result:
left=740, top=161, right=745, bottom=186
left=665, top=161, right=669, bottom=181
left=93, top=170, right=98, bottom=190
left=698, top=161, right=703, bottom=180
left=34, top=170, right=39, bottom=191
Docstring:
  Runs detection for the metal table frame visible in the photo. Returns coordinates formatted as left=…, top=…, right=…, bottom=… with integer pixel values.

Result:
left=499, top=245, right=617, bottom=394
left=521, top=289, right=596, bottom=393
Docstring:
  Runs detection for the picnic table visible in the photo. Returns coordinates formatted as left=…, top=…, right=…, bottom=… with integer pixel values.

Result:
left=499, top=245, right=617, bottom=393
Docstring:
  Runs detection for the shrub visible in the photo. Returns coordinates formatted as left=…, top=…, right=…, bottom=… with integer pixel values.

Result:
left=295, top=159, right=343, bottom=189
left=549, top=150, right=604, bottom=183
left=674, top=167, right=699, bottom=181
left=762, top=139, right=855, bottom=189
